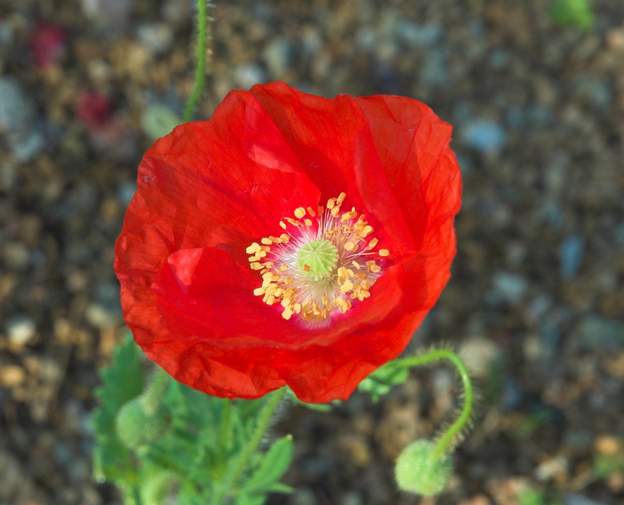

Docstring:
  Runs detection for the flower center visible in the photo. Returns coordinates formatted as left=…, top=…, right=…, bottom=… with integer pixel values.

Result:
left=296, top=239, right=338, bottom=281
left=246, top=193, right=390, bottom=322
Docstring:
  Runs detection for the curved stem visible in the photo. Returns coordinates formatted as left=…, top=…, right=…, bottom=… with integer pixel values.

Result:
left=395, top=348, right=473, bottom=459
left=211, top=388, right=287, bottom=505
left=183, top=0, right=209, bottom=122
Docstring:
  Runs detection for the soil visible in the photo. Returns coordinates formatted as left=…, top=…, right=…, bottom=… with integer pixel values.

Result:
left=1, top=1, right=623, bottom=504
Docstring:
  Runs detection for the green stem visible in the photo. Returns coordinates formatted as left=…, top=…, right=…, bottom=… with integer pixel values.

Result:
left=211, top=388, right=287, bottom=505
left=218, top=399, right=233, bottom=459
left=395, top=348, right=473, bottom=459
left=183, top=0, right=209, bottom=121
left=141, top=369, right=170, bottom=414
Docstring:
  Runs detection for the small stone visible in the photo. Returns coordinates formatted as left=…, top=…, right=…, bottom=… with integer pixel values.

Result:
left=459, top=336, right=500, bottom=378
left=137, top=23, right=173, bottom=56
left=0, top=78, right=35, bottom=132
left=0, top=78, right=45, bottom=161
left=421, top=48, right=448, bottom=87
left=574, top=316, right=624, bottom=350
left=490, top=272, right=528, bottom=304
left=560, top=235, right=584, bottom=279
left=0, top=365, right=25, bottom=387
left=82, top=0, right=132, bottom=34
left=235, top=64, right=267, bottom=88
left=6, top=317, right=36, bottom=349
left=462, top=120, right=506, bottom=154
left=535, top=455, right=568, bottom=481
left=263, top=37, right=291, bottom=76
left=563, top=494, right=607, bottom=505
left=118, top=182, right=136, bottom=205
left=396, top=22, right=441, bottom=48
left=594, top=435, right=621, bottom=456
left=86, top=304, right=116, bottom=328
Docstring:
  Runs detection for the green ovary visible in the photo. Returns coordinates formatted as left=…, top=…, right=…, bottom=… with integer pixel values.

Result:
left=296, top=239, right=338, bottom=281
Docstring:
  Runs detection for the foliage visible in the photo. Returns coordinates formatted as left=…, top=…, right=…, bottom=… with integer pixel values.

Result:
left=551, top=0, right=594, bottom=31
left=593, top=452, right=624, bottom=479
left=518, top=487, right=561, bottom=505
left=358, top=360, right=409, bottom=402
left=92, top=335, right=293, bottom=505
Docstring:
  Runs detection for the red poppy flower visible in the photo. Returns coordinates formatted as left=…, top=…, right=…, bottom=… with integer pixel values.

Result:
left=115, top=81, right=461, bottom=403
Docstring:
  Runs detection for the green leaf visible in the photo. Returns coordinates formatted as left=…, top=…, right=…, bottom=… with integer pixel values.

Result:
left=244, top=435, right=294, bottom=492
left=358, top=360, right=409, bottom=402
left=236, top=494, right=266, bottom=505
left=266, top=482, right=293, bottom=494
left=92, top=334, right=144, bottom=482
left=551, top=0, right=594, bottom=30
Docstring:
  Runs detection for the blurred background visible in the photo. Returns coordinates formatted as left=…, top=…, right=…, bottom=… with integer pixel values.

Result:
left=1, top=0, right=623, bottom=504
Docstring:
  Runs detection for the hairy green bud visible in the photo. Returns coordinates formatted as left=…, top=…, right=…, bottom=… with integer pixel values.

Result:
left=115, top=397, right=171, bottom=450
left=395, top=439, right=453, bottom=496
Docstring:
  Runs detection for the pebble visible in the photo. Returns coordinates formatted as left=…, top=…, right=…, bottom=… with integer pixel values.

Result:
left=421, top=47, right=448, bottom=87
left=6, top=317, right=36, bottom=349
left=117, top=181, right=137, bottom=205
left=573, top=76, right=612, bottom=108
left=85, top=304, right=117, bottom=329
left=263, top=37, right=291, bottom=76
left=81, top=0, right=132, bottom=34
left=137, top=23, right=173, bottom=56
left=564, top=494, right=607, bottom=505
left=0, top=78, right=32, bottom=130
left=234, top=63, right=267, bottom=88
left=461, top=120, right=507, bottom=153
left=0, top=365, right=25, bottom=387
left=560, top=235, right=585, bottom=279
left=396, top=22, right=442, bottom=48
left=459, top=336, right=501, bottom=378
left=0, top=78, right=45, bottom=161
left=490, top=272, right=528, bottom=304
left=574, top=316, right=624, bottom=350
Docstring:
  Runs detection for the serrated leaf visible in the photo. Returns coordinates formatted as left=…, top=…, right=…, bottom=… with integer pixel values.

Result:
left=92, top=334, right=144, bottom=482
left=245, top=435, right=294, bottom=492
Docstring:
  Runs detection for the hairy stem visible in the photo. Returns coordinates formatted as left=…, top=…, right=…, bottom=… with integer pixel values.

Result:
left=183, top=0, right=209, bottom=121
left=211, top=388, right=287, bottom=505
left=396, top=348, right=474, bottom=459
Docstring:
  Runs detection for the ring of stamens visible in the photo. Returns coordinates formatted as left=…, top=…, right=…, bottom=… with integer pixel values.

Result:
left=246, top=192, right=390, bottom=322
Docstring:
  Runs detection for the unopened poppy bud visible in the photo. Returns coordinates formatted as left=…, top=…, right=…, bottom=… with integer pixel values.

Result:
left=115, top=396, right=171, bottom=450
left=394, top=439, right=453, bottom=497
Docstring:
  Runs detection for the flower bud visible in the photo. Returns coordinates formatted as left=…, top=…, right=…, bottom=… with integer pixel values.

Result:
left=115, top=396, right=171, bottom=450
left=394, top=439, right=453, bottom=496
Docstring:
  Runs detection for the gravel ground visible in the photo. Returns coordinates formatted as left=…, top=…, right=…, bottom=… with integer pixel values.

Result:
left=1, top=1, right=623, bottom=504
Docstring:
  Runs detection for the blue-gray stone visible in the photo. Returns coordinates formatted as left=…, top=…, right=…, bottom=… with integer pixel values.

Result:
left=396, top=22, right=442, bottom=48
left=574, top=316, right=624, bottom=350
left=462, top=120, right=506, bottom=153
left=559, top=235, right=585, bottom=279
left=564, top=494, right=607, bottom=505
left=491, top=272, right=528, bottom=304
left=421, top=48, right=448, bottom=87
left=0, top=78, right=45, bottom=161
